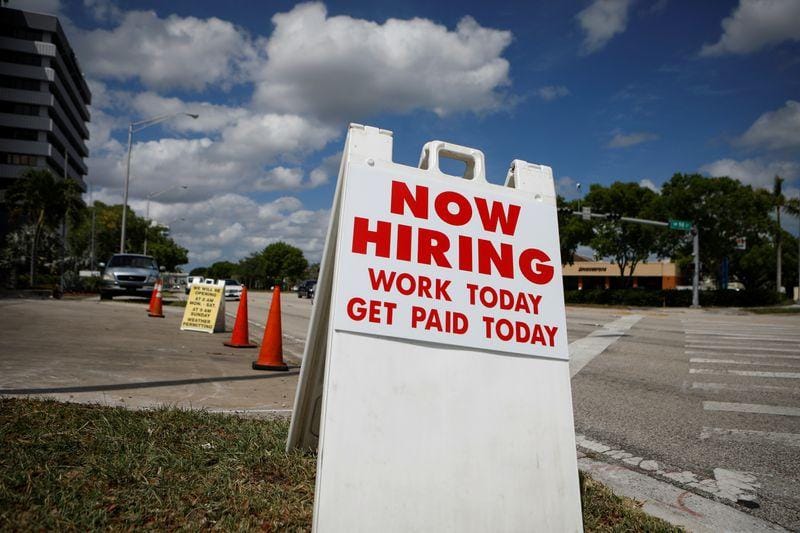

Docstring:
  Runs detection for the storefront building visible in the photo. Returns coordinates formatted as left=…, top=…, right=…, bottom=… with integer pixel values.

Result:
left=562, top=258, right=680, bottom=290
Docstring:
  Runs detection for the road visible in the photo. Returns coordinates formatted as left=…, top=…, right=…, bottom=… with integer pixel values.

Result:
left=1, top=294, right=797, bottom=529
left=571, top=308, right=800, bottom=530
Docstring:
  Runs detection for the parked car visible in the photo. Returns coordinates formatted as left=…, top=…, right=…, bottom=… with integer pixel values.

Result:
left=186, top=275, right=204, bottom=294
left=223, top=279, right=243, bottom=300
left=100, top=254, right=160, bottom=300
left=297, top=279, right=317, bottom=299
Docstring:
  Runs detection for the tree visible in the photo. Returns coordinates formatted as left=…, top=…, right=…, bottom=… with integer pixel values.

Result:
left=583, top=182, right=663, bottom=286
left=190, top=267, right=208, bottom=277
left=69, top=202, right=188, bottom=271
left=3, top=169, right=84, bottom=287
left=557, top=196, right=592, bottom=265
left=260, top=241, right=308, bottom=286
left=207, top=261, right=237, bottom=280
left=656, top=174, right=775, bottom=289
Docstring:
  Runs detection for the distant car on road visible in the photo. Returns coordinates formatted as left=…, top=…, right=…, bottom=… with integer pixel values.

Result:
left=186, top=276, right=204, bottom=294
left=100, top=254, right=160, bottom=300
left=223, top=279, right=242, bottom=300
left=297, top=279, right=317, bottom=299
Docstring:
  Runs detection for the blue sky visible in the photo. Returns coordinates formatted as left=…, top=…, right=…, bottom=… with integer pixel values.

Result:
left=12, top=0, right=800, bottom=267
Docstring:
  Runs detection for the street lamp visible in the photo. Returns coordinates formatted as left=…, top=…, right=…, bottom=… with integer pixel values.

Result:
left=119, top=112, right=199, bottom=253
left=144, top=184, right=188, bottom=255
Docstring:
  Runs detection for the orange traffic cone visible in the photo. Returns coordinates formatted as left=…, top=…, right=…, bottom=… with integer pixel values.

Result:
left=252, top=286, right=288, bottom=371
left=225, top=286, right=257, bottom=348
left=148, top=279, right=165, bottom=318
left=146, top=278, right=159, bottom=312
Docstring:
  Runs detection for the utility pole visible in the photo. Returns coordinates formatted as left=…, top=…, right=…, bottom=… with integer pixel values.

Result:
left=691, top=226, right=700, bottom=308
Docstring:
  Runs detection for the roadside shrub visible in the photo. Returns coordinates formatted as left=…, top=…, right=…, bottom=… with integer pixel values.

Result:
left=564, top=288, right=783, bottom=307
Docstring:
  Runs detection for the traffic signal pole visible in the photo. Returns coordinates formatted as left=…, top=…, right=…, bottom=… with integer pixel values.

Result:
left=568, top=210, right=699, bottom=307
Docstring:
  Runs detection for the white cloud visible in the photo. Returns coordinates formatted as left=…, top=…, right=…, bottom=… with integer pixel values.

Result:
left=576, top=0, right=633, bottom=54
left=699, top=158, right=800, bottom=189
left=83, top=0, right=123, bottom=22
left=700, top=0, right=800, bottom=56
left=639, top=178, right=660, bottom=192
left=252, top=3, right=512, bottom=121
left=537, top=85, right=570, bottom=101
left=130, top=93, right=249, bottom=133
left=556, top=176, right=582, bottom=199
left=737, top=100, right=800, bottom=151
left=607, top=131, right=658, bottom=148
left=73, top=10, right=261, bottom=91
left=125, top=193, right=331, bottom=264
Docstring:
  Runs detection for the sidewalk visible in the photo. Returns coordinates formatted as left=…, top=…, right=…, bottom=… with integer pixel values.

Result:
left=0, top=297, right=299, bottom=413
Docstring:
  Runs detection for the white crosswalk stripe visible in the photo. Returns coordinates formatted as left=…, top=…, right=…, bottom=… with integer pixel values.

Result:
left=683, top=315, right=800, bottom=467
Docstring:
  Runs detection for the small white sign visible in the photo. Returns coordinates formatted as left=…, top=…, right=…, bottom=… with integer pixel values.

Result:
left=334, top=164, right=568, bottom=360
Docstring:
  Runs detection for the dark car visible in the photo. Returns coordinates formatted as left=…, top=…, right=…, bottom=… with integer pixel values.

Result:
left=297, top=279, right=317, bottom=299
left=100, top=254, right=160, bottom=300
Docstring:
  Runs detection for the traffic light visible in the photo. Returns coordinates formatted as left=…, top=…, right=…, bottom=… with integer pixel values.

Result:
left=606, top=212, right=622, bottom=221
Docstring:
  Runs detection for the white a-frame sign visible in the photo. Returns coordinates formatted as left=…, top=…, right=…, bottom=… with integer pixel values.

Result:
left=289, top=124, right=583, bottom=532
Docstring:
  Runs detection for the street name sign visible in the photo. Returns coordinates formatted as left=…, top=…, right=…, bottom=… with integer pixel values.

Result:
left=180, top=281, right=226, bottom=333
left=669, top=219, right=692, bottom=231
left=288, top=124, right=583, bottom=532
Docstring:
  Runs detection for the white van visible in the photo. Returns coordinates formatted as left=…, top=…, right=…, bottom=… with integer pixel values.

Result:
left=185, top=275, right=204, bottom=294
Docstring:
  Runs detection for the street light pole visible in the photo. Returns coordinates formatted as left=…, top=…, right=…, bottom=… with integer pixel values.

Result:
left=118, top=112, right=198, bottom=254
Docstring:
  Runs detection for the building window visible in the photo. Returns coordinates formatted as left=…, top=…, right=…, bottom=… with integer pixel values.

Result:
left=0, top=152, right=39, bottom=166
left=0, top=75, right=41, bottom=91
left=0, top=127, right=39, bottom=141
left=0, top=50, right=42, bottom=67
left=0, top=102, right=40, bottom=116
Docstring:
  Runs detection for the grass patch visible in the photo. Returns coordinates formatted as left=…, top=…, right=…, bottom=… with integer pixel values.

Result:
left=748, top=306, right=800, bottom=314
left=1, top=399, right=681, bottom=531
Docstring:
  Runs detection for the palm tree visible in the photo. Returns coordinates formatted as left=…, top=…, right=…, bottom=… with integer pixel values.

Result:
left=3, top=169, right=85, bottom=287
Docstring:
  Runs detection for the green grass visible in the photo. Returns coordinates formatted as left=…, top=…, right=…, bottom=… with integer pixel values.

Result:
left=1, top=399, right=681, bottom=532
left=748, top=306, right=800, bottom=314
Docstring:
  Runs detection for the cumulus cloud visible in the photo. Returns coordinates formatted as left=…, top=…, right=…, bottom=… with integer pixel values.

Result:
left=639, top=178, right=660, bottom=192
left=130, top=93, right=249, bottom=133
left=77, top=3, right=517, bottom=267
left=72, top=10, right=261, bottom=91
left=537, top=86, right=570, bottom=101
left=124, top=193, right=331, bottom=264
left=699, top=158, right=799, bottom=189
left=607, top=131, right=658, bottom=148
left=576, top=0, right=633, bottom=54
left=556, top=176, right=583, bottom=199
left=700, top=0, right=800, bottom=56
left=737, top=100, right=800, bottom=151
left=252, top=2, right=512, bottom=121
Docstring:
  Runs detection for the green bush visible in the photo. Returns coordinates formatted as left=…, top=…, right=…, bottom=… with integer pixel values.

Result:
left=564, top=288, right=783, bottom=307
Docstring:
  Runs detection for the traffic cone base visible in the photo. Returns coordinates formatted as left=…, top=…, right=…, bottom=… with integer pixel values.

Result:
left=252, top=286, right=289, bottom=372
left=252, top=361, right=288, bottom=371
left=224, top=286, right=257, bottom=348
left=148, top=279, right=165, bottom=318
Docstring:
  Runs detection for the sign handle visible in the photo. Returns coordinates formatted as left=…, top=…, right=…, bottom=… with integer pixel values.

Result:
left=418, top=140, right=487, bottom=183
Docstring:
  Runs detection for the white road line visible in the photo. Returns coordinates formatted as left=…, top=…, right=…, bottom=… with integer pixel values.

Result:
left=703, top=401, right=800, bottom=417
left=686, top=350, right=800, bottom=360
left=686, top=335, right=800, bottom=344
left=692, top=381, right=799, bottom=394
left=700, top=426, right=800, bottom=448
left=690, top=368, right=800, bottom=379
left=569, top=315, right=643, bottom=377
left=686, top=344, right=800, bottom=354
left=689, top=357, right=798, bottom=368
